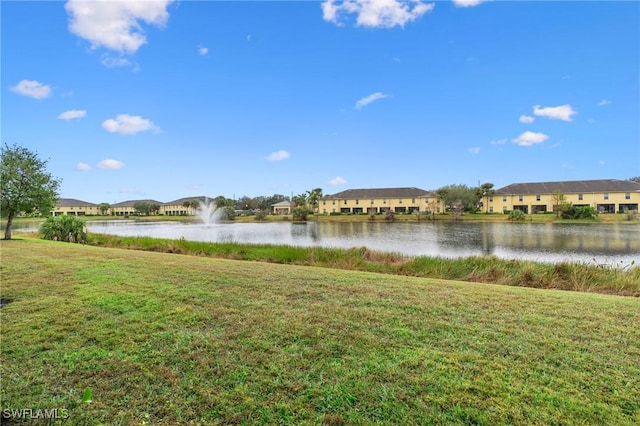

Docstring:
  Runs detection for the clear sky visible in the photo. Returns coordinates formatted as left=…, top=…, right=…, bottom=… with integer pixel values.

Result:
left=2, top=0, right=639, bottom=204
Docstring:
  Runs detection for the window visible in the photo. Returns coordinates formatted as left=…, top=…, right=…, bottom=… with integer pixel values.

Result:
left=332, top=200, right=335, bottom=205
left=518, top=195, right=523, bottom=202
left=536, top=195, right=541, bottom=201
left=344, top=200, right=347, bottom=205
left=371, top=199, right=374, bottom=204
left=604, top=193, right=609, bottom=200
left=323, top=201, right=326, bottom=205
left=503, top=195, right=507, bottom=202
left=625, top=192, right=631, bottom=200
left=383, top=199, right=387, bottom=204
left=489, top=196, right=493, bottom=202
left=412, top=198, right=416, bottom=203
left=489, top=206, right=494, bottom=213
left=578, top=194, right=583, bottom=201
left=503, top=206, right=507, bottom=211
left=355, top=199, right=359, bottom=205
left=399, top=199, right=402, bottom=204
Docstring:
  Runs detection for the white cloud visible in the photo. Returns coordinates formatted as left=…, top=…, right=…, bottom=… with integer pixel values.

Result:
left=102, top=114, right=159, bottom=135
left=266, top=150, right=290, bottom=162
left=519, top=115, right=535, bottom=124
left=329, top=176, right=347, bottom=186
left=489, top=138, right=507, bottom=145
left=532, top=104, right=577, bottom=122
left=65, top=0, right=173, bottom=54
left=247, top=34, right=252, bottom=42
left=598, top=99, right=611, bottom=106
left=322, top=0, right=434, bottom=28
left=198, top=46, right=208, bottom=56
left=76, top=162, right=91, bottom=171
left=512, top=131, right=549, bottom=147
left=355, top=92, right=388, bottom=110
left=453, top=0, right=489, bottom=7
left=467, top=147, right=480, bottom=154
left=101, top=54, right=134, bottom=69
left=58, top=110, right=87, bottom=120
left=10, top=80, right=52, bottom=99
left=98, top=159, right=125, bottom=169
left=453, top=0, right=486, bottom=7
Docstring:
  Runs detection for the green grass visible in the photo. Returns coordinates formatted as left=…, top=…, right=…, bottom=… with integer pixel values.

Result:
left=85, top=234, right=640, bottom=297
left=1, top=238, right=639, bottom=425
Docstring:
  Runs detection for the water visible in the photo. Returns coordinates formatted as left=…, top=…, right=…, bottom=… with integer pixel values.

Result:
left=69, top=220, right=640, bottom=266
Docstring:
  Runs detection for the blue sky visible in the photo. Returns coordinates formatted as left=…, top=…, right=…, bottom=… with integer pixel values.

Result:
left=2, top=0, right=639, bottom=203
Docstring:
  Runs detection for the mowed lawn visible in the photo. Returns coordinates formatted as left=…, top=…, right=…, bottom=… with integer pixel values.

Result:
left=1, top=239, right=638, bottom=425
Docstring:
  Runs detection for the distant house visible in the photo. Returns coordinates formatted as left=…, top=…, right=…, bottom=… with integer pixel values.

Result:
left=321, top=187, right=441, bottom=214
left=51, top=198, right=99, bottom=216
left=271, top=200, right=293, bottom=215
left=485, top=179, right=640, bottom=214
left=110, top=199, right=163, bottom=216
left=161, top=196, right=209, bottom=216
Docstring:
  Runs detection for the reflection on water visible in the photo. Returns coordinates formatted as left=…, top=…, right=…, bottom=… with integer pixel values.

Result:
left=9, top=220, right=640, bottom=266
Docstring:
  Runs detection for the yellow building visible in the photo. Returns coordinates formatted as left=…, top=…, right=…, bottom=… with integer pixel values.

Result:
left=161, top=196, right=209, bottom=216
left=485, top=179, right=640, bottom=214
left=51, top=198, right=99, bottom=216
left=109, top=199, right=163, bottom=216
left=321, top=187, right=442, bottom=215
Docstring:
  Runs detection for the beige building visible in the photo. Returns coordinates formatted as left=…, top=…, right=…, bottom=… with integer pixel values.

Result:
left=321, top=187, right=442, bottom=215
left=51, top=198, right=99, bottom=216
left=109, top=199, right=163, bottom=216
left=484, top=179, right=640, bottom=214
left=160, top=196, right=209, bottom=216
left=271, top=200, right=293, bottom=215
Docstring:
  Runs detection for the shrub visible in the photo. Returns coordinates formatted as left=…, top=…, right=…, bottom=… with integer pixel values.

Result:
left=384, top=210, right=395, bottom=221
left=254, top=209, right=267, bottom=221
left=508, top=210, right=526, bottom=221
left=625, top=209, right=638, bottom=221
left=561, top=205, right=598, bottom=219
left=292, top=207, right=309, bottom=221
left=219, top=206, right=236, bottom=221
left=39, top=215, right=87, bottom=243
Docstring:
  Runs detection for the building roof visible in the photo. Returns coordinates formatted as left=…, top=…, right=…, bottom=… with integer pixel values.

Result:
left=271, top=200, right=293, bottom=207
left=495, top=179, right=640, bottom=195
left=324, top=187, right=434, bottom=199
left=55, top=198, right=98, bottom=207
left=164, top=196, right=210, bottom=205
left=110, top=199, right=164, bottom=207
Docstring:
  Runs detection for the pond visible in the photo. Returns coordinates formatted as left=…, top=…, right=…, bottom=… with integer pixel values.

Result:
left=72, top=220, right=640, bottom=266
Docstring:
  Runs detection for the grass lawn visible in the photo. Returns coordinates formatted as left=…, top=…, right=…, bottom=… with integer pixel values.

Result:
left=1, top=238, right=639, bottom=425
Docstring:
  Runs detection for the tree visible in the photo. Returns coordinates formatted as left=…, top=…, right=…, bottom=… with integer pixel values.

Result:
left=133, top=202, right=151, bottom=216
left=306, top=188, right=323, bottom=218
left=426, top=198, right=440, bottom=220
left=551, top=190, right=566, bottom=218
left=476, top=182, right=495, bottom=213
left=436, top=184, right=480, bottom=213
left=628, top=176, right=640, bottom=183
left=99, top=202, right=110, bottom=215
left=1, top=144, right=61, bottom=240
left=292, top=193, right=310, bottom=221
left=214, top=195, right=234, bottom=208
